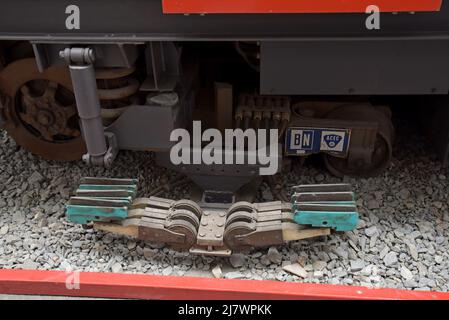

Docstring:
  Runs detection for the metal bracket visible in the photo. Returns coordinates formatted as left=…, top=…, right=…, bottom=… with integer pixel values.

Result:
left=60, top=47, right=96, bottom=65
left=82, top=132, right=118, bottom=167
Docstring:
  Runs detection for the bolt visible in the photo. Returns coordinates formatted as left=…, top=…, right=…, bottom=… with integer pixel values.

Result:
left=201, top=221, right=208, bottom=226
left=37, top=113, right=51, bottom=126
left=217, top=223, right=224, bottom=227
left=199, top=233, right=205, bottom=237
left=215, top=233, right=222, bottom=238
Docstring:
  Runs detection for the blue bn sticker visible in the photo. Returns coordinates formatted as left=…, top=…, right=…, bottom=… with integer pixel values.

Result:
left=285, top=127, right=351, bottom=156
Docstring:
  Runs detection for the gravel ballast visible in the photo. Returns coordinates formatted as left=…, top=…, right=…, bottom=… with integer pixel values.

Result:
left=0, top=125, right=448, bottom=292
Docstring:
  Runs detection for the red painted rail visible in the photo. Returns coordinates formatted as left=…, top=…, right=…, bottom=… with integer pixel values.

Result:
left=162, top=0, right=443, bottom=14
left=0, top=269, right=448, bottom=300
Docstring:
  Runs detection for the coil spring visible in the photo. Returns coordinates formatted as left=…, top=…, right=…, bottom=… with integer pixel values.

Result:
left=95, top=66, right=140, bottom=125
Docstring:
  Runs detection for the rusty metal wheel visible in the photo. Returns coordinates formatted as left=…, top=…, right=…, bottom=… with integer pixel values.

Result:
left=323, top=103, right=394, bottom=177
left=169, top=208, right=200, bottom=230
left=0, top=58, right=85, bottom=160
left=167, top=219, right=198, bottom=251
left=225, top=211, right=256, bottom=228
left=172, top=200, right=202, bottom=219
left=324, top=133, right=391, bottom=177
left=224, top=221, right=255, bottom=251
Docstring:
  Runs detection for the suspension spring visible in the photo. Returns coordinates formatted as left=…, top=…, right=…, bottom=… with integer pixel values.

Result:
left=95, top=66, right=140, bottom=125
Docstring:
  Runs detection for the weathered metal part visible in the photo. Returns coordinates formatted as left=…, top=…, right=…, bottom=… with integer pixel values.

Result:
left=65, top=50, right=108, bottom=166
left=235, top=94, right=291, bottom=138
left=96, top=67, right=139, bottom=126
left=60, top=47, right=120, bottom=167
left=282, top=223, right=331, bottom=241
left=138, top=217, right=188, bottom=245
left=77, top=184, right=137, bottom=193
left=68, top=178, right=358, bottom=255
left=66, top=177, right=138, bottom=224
left=223, top=221, right=255, bottom=250
left=98, top=79, right=139, bottom=101
left=292, top=191, right=354, bottom=203
left=66, top=197, right=130, bottom=224
left=294, top=208, right=358, bottom=231
left=68, top=197, right=132, bottom=207
left=172, top=200, right=202, bottom=219
left=128, top=207, right=169, bottom=220
left=80, top=177, right=138, bottom=185
left=322, top=104, right=394, bottom=177
left=0, top=58, right=86, bottom=160
left=237, top=221, right=284, bottom=248
left=93, top=221, right=138, bottom=238
left=75, top=189, right=134, bottom=198
left=292, top=183, right=359, bottom=231
left=287, top=102, right=393, bottom=177
left=60, top=48, right=95, bottom=65
left=18, top=81, right=80, bottom=141
left=225, top=210, right=257, bottom=227
left=95, top=67, right=136, bottom=80
left=166, top=219, right=198, bottom=249
left=292, top=183, right=352, bottom=193
left=189, top=246, right=232, bottom=257
left=145, top=196, right=176, bottom=209
left=227, top=201, right=255, bottom=216
left=196, top=209, right=227, bottom=246
left=168, top=208, right=200, bottom=230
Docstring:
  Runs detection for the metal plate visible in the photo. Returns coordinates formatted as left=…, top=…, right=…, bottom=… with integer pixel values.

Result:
left=197, top=210, right=227, bottom=246
left=162, top=0, right=442, bottom=14
left=285, top=127, right=351, bottom=156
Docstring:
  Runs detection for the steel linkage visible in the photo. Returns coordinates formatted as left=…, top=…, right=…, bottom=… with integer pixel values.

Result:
left=66, top=178, right=358, bottom=257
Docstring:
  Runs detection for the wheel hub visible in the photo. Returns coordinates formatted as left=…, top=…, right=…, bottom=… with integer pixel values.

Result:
left=19, top=81, right=79, bottom=142
left=36, top=109, right=54, bottom=126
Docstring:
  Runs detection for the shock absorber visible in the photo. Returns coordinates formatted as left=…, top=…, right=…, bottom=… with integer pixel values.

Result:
left=95, top=67, right=140, bottom=126
left=60, top=47, right=118, bottom=167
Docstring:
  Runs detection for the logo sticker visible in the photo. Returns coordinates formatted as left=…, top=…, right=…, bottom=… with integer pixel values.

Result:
left=289, top=129, right=314, bottom=151
left=320, top=131, right=346, bottom=152
left=285, top=127, right=350, bottom=156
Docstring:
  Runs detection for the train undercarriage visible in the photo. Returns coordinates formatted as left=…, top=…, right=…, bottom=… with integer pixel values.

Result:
left=1, top=0, right=449, bottom=255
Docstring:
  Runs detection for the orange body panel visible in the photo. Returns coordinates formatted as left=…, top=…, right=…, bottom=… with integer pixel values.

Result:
left=162, top=0, right=442, bottom=14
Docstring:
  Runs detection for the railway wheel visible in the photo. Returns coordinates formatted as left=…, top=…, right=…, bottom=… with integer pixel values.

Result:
left=224, top=221, right=254, bottom=251
left=0, top=58, right=85, bottom=160
left=167, top=219, right=198, bottom=251
left=323, top=104, right=394, bottom=177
